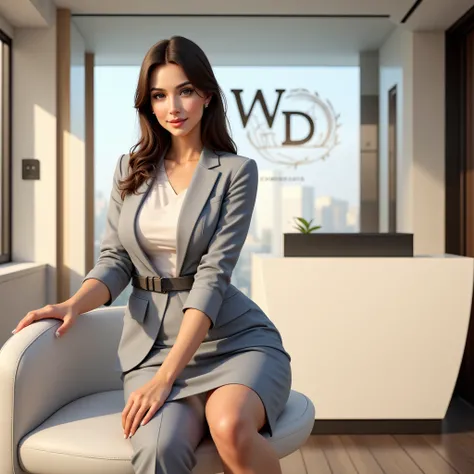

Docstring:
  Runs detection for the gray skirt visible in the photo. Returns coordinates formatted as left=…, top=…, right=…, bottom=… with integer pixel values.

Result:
left=121, top=290, right=292, bottom=436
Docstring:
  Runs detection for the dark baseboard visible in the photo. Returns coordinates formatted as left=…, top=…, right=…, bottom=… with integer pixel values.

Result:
left=311, top=419, right=442, bottom=435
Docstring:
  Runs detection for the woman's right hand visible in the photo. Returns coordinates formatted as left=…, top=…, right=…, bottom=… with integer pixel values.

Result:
left=12, top=302, right=79, bottom=338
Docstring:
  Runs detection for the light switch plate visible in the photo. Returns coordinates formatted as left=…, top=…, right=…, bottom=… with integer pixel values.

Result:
left=22, top=159, right=40, bottom=180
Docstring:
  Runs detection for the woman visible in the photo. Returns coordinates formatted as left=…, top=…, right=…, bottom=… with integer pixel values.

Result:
left=13, top=36, right=291, bottom=474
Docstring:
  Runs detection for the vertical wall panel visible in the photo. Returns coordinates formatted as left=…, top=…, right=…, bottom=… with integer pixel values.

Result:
left=85, top=52, right=95, bottom=274
left=56, top=9, right=70, bottom=302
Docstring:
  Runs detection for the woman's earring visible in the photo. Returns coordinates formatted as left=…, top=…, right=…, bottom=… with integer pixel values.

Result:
left=204, top=103, right=209, bottom=109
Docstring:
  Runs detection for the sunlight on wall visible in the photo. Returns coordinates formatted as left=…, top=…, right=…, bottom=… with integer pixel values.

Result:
left=34, top=103, right=57, bottom=263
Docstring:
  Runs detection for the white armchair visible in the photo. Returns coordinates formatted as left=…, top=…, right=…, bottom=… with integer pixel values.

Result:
left=0, top=307, right=315, bottom=474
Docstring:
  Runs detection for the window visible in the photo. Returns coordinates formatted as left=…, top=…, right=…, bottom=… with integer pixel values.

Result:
left=94, top=65, right=360, bottom=301
left=0, top=30, right=11, bottom=264
left=214, top=66, right=360, bottom=295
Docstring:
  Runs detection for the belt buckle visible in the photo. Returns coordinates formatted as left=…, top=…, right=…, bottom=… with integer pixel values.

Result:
left=145, top=276, right=161, bottom=292
left=153, top=277, right=162, bottom=293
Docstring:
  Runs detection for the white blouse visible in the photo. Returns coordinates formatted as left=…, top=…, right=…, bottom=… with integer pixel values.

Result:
left=136, top=160, right=187, bottom=278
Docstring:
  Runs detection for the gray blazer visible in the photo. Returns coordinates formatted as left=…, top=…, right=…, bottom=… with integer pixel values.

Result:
left=84, top=146, right=260, bottom=373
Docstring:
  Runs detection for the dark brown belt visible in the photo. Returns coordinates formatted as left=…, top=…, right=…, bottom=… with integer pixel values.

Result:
left=131, top=274, right=195, bottom=293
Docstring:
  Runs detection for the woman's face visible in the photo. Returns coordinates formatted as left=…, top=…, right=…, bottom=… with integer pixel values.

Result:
left=149, top=63, right=210, bottom=138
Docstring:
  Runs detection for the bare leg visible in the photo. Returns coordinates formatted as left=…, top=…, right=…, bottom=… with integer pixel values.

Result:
left=205, top=384, right=282, bottom=474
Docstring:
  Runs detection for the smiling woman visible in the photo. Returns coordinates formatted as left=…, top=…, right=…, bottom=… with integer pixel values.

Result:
left=60, top=35, right=292, bottom=474
left=119, top=36, right=236, bottom=200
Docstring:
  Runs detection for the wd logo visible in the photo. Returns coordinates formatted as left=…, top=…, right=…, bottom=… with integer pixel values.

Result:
left=231, top=88, right=341, bottom=168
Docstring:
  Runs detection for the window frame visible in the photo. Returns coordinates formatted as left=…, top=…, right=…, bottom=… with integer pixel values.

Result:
left=0, top=28, right=11, bottom=264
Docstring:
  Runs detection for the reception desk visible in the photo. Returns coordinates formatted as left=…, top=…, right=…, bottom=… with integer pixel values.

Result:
left=251, top=254, right=474, bottom=428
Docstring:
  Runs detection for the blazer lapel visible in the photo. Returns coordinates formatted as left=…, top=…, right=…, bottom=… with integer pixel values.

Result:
left=175, top=147, right=220, bottom=277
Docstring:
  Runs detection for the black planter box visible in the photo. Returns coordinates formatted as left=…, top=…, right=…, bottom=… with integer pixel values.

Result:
left=283, top=233, right=414, bottom=257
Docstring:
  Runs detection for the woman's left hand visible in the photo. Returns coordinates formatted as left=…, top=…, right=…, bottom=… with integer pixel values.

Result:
left=122, top=374, right=172, bottom=438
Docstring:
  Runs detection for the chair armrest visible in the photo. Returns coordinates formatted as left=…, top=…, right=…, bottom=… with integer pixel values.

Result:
left=0, top=306, right=125, bottom=474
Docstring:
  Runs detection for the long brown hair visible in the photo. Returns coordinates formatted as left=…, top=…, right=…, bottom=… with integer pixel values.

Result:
left=119, top=36, right=237, bottom=198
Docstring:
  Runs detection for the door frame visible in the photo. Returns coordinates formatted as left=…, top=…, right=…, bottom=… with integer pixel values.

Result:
left=388, top=85, right=397, bottom=233
left=446, top=5, right=474, bottom=403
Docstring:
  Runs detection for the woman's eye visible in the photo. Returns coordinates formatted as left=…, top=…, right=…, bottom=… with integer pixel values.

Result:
left=152, top=89, right=193, bottom=100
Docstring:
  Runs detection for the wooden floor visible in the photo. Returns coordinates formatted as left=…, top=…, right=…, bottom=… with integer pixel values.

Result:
left=280, top=397, right=474, bottom=474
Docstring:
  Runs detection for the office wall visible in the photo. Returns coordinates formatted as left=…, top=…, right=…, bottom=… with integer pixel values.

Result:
left=2, top=23, right=57, bottom=345
left=12, top=18, right=57, bottom=302
left=379, top=28, right=444, bottom=254
left=0, top=264, right=46, bottom=347
left=0, top=15, right=52, bottom=347
left=379, top=27, right=411, bottom=235
left=0, top=13, right=13, bottom=38
left=411, top=33, right=445, bottom=254
left=0, top=13, right=89, bottom=347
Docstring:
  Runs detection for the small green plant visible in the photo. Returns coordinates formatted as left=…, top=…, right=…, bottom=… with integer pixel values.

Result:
left=293, top=217, right=322, bottom=234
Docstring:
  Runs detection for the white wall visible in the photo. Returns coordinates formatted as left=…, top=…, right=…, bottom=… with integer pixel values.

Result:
left=379, top=27, right=409, bottom=233
left=69, top=22, right=86, bottom=295
left=379, top=28, right=445, bottom=254
left=12, top=18, right=57, bottom=302
left=0, top=264, right=46, bottom=347
left=1, top=12, right=90, bottom=348
left=360, top=51, right=379, bottom=96
left=9, top=15, right=89, bottom=305
left=0, top=13, right=53, bottom=348
left=0, top=13, right=14, bottom=38
left=411, top=33, right=445, bottom=254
